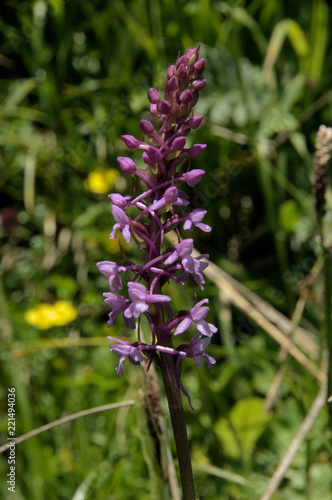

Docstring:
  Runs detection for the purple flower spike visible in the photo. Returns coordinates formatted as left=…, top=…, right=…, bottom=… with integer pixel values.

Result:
left=98, top=46, right=216, bottom=411
left=108, top=337, right=144, bottom=375
left=117, top=157, right=136, bottom=174
left=183, top=209, right=211, bottom=232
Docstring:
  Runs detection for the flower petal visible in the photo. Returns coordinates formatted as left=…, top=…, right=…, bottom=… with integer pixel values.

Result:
left=174, top=317, right=192, bottom=335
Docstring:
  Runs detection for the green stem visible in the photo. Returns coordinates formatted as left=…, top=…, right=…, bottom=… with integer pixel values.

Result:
left=160, top=343, right=196, bottom=500
left=323, top=246, right=332, bottom=423
left=148, top=198, right=195, bottom=498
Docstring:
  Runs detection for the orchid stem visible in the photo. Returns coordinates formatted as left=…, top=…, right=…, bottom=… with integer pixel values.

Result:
left=160, top=345, right=196, bottom=499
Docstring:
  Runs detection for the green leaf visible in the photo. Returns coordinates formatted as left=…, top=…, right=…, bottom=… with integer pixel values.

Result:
left=263, top=19, right=310, bottom=81
left=214, top=397, right=270, bottom=462
left=279, top=200, right=301, bottom=233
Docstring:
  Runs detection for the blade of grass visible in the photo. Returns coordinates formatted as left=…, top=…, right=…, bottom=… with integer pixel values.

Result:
left=0, top=401, right=135, bottom=454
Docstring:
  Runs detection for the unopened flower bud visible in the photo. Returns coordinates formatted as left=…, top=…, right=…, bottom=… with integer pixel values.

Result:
left=177, top=64, right=187, bottom=80
left=192, top=78, right=206, bottom=91
left=108, top=193, right=131, bottom=208
left=183, top=169, right=205, bottom=187
left=186, top=144, right=206, bottom=158
left=140, top=119, right=155, bottom=136
left=117, top=156, right=136, bottom=174
left=172, top=137, right=186, bottom=151
left=159, top=100, right=171, bottom=115
left=186, top=46, right=200, bottom=65
left=194, top=58, right=206, bottom=74
left=150, top=104, right=158, bottom=117
left=179, top=90, right=192, bottom=105
left=121, top=135, right=141, bottom=149
left=147, top=146, right=162, bottom=163
left=167, top=65, right=175, bottom=79
left=142, top=151, right=150, bottom=164
left=167, top=76, right=179, bottom=91
left=175, top=55, right=186, bottom=69
left=186, top=116, right=204, bottom=129
left=164, top=186, right=178, bottom=203
left=148, top=88, right=161, bottom=104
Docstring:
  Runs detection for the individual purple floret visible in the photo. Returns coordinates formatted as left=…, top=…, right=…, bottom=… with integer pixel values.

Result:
left=183, top=209, right=211, bottom=232
left=173, top=299, right=218, bottom=337
left=110, top=206, right=131, bottom=243
left=97, top=45, right=217, bottom=406
left=97, top=261, right=127, bottom=291
left=108, top=338, right=144, bottom=375
left=125, top=282, right=171, bottom=319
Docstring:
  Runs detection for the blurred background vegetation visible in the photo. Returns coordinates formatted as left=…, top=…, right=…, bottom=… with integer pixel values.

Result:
left=1, top=0, right=332, bottom=498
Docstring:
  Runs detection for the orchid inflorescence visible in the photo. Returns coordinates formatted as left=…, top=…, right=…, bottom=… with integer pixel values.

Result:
left=97, top=45, right=217, bottom=408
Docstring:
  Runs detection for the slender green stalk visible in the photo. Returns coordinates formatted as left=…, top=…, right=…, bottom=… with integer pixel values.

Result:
left=314, top=125, right=332, bottom=423
left=323, top=245, right=332, bottom=423
left=160, top=347, right=196, bottom=500
left=149, top=212, right=196, bottom=499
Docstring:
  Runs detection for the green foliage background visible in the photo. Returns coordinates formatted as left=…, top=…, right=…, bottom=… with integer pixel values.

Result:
left=1, top=0, right=332, bottom=499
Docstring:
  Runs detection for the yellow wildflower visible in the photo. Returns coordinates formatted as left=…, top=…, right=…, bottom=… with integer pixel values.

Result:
left=84, top=168, right=119, bottom=194
left=25, top=301, right=78, bottom=330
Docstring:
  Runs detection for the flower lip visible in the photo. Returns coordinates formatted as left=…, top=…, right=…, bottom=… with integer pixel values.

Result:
left=183, top=208, right=211, bottom=233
